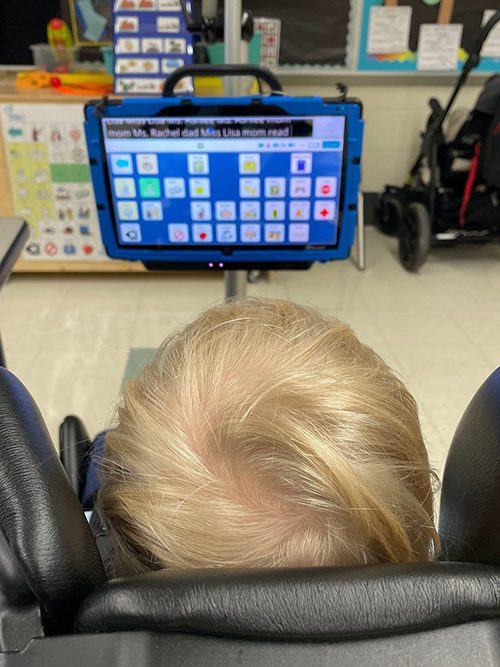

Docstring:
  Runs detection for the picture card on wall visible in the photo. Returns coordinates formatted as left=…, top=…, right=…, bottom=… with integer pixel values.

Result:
left=417, top=23, right=463, bottom=70
left=482, top=9, right=500, bottom=59
left=367, top=6, right=413, bottom=55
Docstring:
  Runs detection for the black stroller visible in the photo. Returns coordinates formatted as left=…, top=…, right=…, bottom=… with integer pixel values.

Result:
left=379, top=11, right=500, bottom=272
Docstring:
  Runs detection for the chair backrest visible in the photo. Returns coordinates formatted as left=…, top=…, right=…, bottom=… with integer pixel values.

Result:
left=0, top=368, right=106, bottom=633
left=439, top=367, right=500, bottom=565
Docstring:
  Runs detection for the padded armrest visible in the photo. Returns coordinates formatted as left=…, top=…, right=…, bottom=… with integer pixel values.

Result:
left=440, top=368, right=500, bottom=565
left=76, top=562, right=500, bottom=640
left=0, top=368, right=106, bottom=632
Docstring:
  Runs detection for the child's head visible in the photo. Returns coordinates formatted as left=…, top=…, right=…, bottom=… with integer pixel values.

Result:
left=100, top=299, right=439, bottom=574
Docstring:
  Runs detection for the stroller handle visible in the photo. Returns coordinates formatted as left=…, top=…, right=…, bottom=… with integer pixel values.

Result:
left=471, top=10, right=500, bottom=65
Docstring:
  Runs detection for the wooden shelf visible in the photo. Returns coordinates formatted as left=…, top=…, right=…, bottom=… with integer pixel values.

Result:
left=13, top=258, right=146, bottom=273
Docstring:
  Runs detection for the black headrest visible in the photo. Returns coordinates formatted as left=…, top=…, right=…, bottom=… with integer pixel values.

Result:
left=76, top=562, right=500, bottom=639
left=0, top=368, right=106, bottom=632
left=439, top=367, right=500, bottom=565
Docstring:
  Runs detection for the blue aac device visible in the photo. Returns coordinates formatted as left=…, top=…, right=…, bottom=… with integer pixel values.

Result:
left=85, top=95, right=363, bottom=270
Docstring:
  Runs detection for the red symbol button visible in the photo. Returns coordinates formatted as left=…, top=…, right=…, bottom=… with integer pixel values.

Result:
left=320, top=208, right=329, bottom=218
left=44, top=241, right=58, bottom=256
left=199, top=232, right=207, bottom=240
left=321, top=184, right=331, bottom=195
left=83, top=245, right=94, bottom=255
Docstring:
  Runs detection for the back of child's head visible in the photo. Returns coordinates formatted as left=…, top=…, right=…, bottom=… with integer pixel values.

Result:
left=100, top=298, right=439, bottom=573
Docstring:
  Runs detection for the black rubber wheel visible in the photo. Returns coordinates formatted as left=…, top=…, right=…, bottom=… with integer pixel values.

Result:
left=398, top=202, right=431, bottom=272
left=377, top=194, right=404, bottom=237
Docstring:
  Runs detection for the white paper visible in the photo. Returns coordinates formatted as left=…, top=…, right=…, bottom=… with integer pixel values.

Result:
left=482, top=10, right=500, bottom=59
left=367, top=6, right=412, bottom=55
left=417, top=24, right=463, bottom=71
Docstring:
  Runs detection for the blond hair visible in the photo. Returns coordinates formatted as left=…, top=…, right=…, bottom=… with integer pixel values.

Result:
left=100, top=298, right=439, bottom=574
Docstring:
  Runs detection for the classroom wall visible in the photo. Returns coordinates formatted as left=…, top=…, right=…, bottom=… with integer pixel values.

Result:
left=282, top=74, right=487, bottom=192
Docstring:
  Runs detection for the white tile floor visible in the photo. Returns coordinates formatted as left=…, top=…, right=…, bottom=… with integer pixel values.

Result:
left=1, top=227, right=498, bottom=478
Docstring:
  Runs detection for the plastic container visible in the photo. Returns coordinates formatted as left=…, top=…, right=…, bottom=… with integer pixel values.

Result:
left=30, top=44, right=79, bottom=73
left=100, top=46, right=115, bottom=76
left=206, top=32, right=262, bottom=65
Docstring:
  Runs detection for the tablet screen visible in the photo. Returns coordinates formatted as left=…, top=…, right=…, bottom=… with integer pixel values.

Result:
left=101, top=114, right=345, bottom=248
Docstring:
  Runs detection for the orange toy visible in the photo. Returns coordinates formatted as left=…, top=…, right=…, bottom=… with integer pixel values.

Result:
left=16, top=71, right=113, bottom=95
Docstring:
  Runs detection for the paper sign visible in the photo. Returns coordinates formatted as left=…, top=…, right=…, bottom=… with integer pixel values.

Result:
left=482, top=10, right=500, bottom=59
left=367, top=6, right=412, bottom=54
left=417, top=24, right=463, bottom=70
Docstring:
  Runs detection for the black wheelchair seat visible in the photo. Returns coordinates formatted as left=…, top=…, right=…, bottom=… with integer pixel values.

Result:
left=0, top=366, right=498, bottom=666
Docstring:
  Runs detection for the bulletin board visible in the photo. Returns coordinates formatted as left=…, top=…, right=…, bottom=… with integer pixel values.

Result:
left=243, top=0, right=355, bottom=67
left=358, top=0, right=500, bottom=72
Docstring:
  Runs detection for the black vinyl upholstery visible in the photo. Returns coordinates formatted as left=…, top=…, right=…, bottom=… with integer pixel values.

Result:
left=0, top=368, right=106, bottom=632
left=76, top=562, right=500, bottom=639
left=439, top=367, right=500, bottom=565
left=59, top=415, right=92, bottom=508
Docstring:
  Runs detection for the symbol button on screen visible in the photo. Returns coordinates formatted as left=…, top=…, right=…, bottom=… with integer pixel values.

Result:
left=139, top=178, right=161, bottom=198
left=120, top=223, right=141, bottom=242
left=289, top=223, right=310, bottom=243
left=240, top=201, right=261, bottom=221
left=290, top=177, right=311, bottom=198
left=191, top=201, right=212, bottom=221
left=216, top=224, right=237, bottom=242
left=110, top=154, right=133, bottom=175
left=265, top=177, right=286, bottom=198
left=240, top=224, right=261, bottom=242
left=189, top=178, right=211, bottom=198
left=291, top=153, right=312, bottom=174
left=164, top=178, right=185, bottom=198
left=265, top=201, right=285, bottom=221
left=168, top=224, right=189, bottom=243
left=265, top=224, right=285, bottom=242
left=314, top=201, right=336, bottom=221
left=289, top=201, right=311, bottom=221
left=239, top=153, right=260, bottom=174
left=136, top=154, right=159, bottom=175
left=141, top=201, right=163, bottom=221
left=239, top=178, right=260, bottom=198
left=114, top=177, right=136, bottom=198
left=315, top=177, right=337, bottom=198
left=117, top=201, right=139, bottom=220
left=193, top=224, right=213, bottom=242
left=188, top=154, right=209, bottom=174
left=215, top=201, right=236, bottom=221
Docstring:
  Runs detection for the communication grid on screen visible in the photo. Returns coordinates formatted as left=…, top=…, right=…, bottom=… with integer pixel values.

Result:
left=101, top=114, right=346, bottom=249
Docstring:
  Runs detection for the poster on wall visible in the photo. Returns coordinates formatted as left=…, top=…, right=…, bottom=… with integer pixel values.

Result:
left=359, top=0, right=500, bottom=73
left=0, top=104, right=106, bottom=262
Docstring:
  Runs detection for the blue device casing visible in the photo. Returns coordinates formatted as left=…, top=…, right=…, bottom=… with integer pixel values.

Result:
left=85, top=95, right=363, bottom=268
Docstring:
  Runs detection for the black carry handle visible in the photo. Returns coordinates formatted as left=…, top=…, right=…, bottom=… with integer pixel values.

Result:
left=163, top=64, right=283, bottom=97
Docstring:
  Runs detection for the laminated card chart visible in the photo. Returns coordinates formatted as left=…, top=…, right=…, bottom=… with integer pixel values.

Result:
left=113, top=0, right=194, bottom=95
left=0, top=104, right=105, bottom=262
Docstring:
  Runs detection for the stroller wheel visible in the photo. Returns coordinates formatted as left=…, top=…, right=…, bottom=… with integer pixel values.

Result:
left=399, top=203, right=431, bottom=272
left=377, top=194, right=403, bottom=237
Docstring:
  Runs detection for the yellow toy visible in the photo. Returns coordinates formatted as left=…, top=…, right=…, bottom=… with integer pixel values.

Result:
left=47, top=18, right=74, bottom=48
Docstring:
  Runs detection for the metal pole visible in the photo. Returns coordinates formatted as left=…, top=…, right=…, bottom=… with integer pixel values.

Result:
left=0, top=331, right=5, bottom=368
left=354, top=191, right=366, bottom=271
left=223, top=0, right=247, bottom=299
